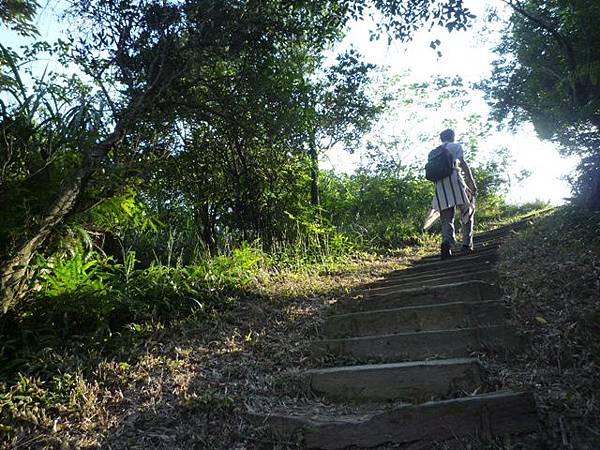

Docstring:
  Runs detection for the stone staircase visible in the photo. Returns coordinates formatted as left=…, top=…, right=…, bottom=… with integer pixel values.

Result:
left=251, top=219, right=540, bottom=449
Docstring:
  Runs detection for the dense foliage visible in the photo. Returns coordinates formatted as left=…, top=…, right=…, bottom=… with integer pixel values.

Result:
left=483, top=0, right=600, bottom=208
left=0, top=0, right=38, bottom=36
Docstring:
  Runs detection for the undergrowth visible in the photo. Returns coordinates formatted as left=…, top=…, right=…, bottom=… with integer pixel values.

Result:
left=495, top=206, right=600, bottom=449
left=0, top=237, right=367, bottom=377
left=0, top=246, right=407, bottom=449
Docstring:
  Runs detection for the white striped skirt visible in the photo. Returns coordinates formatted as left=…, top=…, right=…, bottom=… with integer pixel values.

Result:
left=432, top=169, right=469, bottom=211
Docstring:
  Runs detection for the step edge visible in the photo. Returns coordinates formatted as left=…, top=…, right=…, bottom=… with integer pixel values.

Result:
left=248, top=390, right=535, bottom=424
left=303, top=357, right=480, bottom=375
left=361, top=279, right=497, bottom=298
left=315, top=324, right=516, bottom=344
left=326, top=300, right=503, bottom=321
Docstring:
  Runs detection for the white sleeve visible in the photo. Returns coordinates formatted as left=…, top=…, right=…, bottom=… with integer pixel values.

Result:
left=456, top=143, right=465, bottom=160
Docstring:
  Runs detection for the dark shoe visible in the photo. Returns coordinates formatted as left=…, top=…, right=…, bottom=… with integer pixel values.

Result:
left=461, top=245, right=474, bottom=255
left=441, top=242, right=452, bottom=260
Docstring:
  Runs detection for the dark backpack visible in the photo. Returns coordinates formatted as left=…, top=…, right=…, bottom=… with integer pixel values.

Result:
left=425, top=144, right=454, bottom=182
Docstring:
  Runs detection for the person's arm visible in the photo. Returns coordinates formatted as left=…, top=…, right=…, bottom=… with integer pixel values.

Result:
left=459, top=157, right=478, bottom=196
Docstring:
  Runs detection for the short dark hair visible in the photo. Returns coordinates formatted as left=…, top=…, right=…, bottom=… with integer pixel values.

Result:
left=440, top=129, right=455, bottom=142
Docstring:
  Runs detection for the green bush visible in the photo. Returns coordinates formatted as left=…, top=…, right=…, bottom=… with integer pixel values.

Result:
left=319, top=165, right=546, bottom=247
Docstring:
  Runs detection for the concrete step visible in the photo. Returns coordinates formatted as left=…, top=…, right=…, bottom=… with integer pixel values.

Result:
left=368, top=261, right=496, bottom=288
left=417, top=245, right=499, bottom=264
left=324, top=300, right=506, bottom=338
left=389, top=255, right=496, bottom=277
left=473, top=237, right=506, bottom=248
left=312, top=325, right=524, bottom=362
left=365, top=269, right=499, bottom=292
left=338, top=280, right=502, bottom=313
left=396, top=252, right=499, bottom=276
left=305, top=357, right=482, bottom=403
left=473, top=219, right=531, bottom=241
left=252, top=391, right=538, bottom=449
left=474, top=238, right=504, bottom=247
left=462, top=242, right=503, bottom=253
left=473, top=232, right=507, bottom=242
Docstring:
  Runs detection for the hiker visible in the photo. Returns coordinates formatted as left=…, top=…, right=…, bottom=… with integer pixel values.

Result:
left=425, top=128, right=478, bottom=260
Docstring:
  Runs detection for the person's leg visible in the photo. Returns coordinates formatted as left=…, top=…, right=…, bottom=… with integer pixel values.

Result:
left=440, top=206, right=456, bottom=245
left=460, top=203, right=474, bottom=250
left=439, top=206, right=456, bottom=259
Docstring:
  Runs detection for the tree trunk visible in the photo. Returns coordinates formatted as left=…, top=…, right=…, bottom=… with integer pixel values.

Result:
left=588, top=154, right=600, bottom=210
left=0, top=127, right=125, bottom=312
left=588, top=121, right=600, bottom=210
left=309, top=139, right=320, bottom=206
left=198, top=202, right=216, bottom=255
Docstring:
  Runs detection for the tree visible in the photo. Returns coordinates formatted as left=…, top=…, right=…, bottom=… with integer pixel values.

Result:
left=483, top=0, right=600, bottom=208
left=1, top=0, right=189, bottom=311
left=0, top=0, right=38, bottom=36
left=0, top=0, right=347, bottom=308
left=157, top=41, right=321, bottom=250
left=305, top=49, right=382, bottom=206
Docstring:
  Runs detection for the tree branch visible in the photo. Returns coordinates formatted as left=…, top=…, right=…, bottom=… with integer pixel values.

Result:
left=502, top=0, right=577, bottom=73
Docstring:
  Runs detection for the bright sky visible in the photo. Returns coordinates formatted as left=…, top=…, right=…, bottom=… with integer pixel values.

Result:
left=1, top=0, right=578, bottom=205
left=323, top=0, right=579, bottom=205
